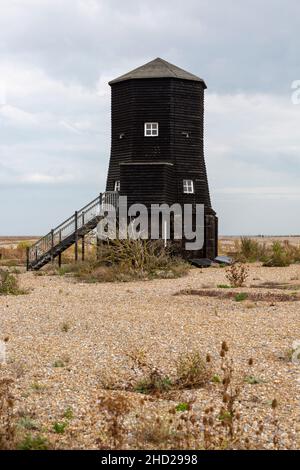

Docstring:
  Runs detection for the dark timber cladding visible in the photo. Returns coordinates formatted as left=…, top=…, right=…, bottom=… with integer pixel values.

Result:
left=106, top=57, right=218, bottom=258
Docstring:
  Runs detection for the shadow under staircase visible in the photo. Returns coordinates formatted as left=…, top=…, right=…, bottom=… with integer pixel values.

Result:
left=27, top=192, right=118, bottom=271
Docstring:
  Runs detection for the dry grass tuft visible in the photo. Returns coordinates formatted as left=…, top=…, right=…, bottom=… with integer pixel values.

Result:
left=225, top=263, right=249, bottom=287
left=0, top=378, right=15, bottom=449
left=96, top=342, right=280, bottom=450
left=97, top=393, right=131, bottom=449
left=232, top=237, right=300, bottom=266
left=175, top=351, right=212, bottom=389
left=0, top=270, right=27, bottom=296
left=46, top=240, right=189, bottom=282
left=101, top=348, right=212, bottom=396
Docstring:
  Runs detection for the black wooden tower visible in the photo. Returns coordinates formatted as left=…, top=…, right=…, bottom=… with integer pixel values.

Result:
left=26, top=57, right=218, bottom=270
left=106, top=58, right=218, bottom=259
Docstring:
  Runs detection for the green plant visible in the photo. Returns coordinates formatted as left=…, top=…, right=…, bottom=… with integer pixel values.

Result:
left=135, top=373, right=173, bottom=394
left=175, top=402, right=189, bottom=412
left=0, top=269, right=27, bottom=296
left=234, top=292, right=248, bottom=302
left=53, top=421, right=67, bottom=434
left=18, top=416, right=39, bottom=431
left=63, top=407, right=74, bottom=420
left=17, top=241, right=31, bottom=251
left=238, top=237, right=260, bottom=262
left=217, top=284, right=231, bottom=289
left=53, top=360, right=65, bottom=368
left=244, top=375, right=263, bottom=385
left=17, top=434, right=48, bottom=450
left=31, top=382, right=46, bottom=392
left=263, top=242, right=291, bottom=267
left=211, top=374, right=221, bottom=383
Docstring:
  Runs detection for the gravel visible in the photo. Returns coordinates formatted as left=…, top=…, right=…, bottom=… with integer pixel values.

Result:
left=1, top=264, right=300, bottom=449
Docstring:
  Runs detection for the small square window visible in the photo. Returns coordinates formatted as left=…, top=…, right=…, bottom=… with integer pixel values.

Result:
left=144, top=122, right=158, bottom=136
left=114, top=180, right=120, bottom=192
left=183, top=179, right=194, bottom=194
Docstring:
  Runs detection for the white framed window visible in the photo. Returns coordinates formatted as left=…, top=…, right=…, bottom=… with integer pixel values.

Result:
left=183, top=179, right=194, bottom=194
left=114, top=180, right=120, bottom=192
left=144, top=122, right=159, bottom=136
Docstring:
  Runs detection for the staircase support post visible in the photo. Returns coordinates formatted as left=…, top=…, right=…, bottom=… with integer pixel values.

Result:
left=51, top=229, right=54, bottom=264
left=74, top=211, right=78, bottom=263
left=82, top=236, right=85, bottom=261
left=96, top=193, right=103, bottom=260
left=58, top=229, right=62, bottom=268
left=26, top=247, right=29, bottom=271
left=81, top=212, right=85, bottom=262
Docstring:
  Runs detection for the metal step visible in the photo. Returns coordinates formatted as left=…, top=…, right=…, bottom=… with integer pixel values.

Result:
left=27, top=193, right=118, bottom=271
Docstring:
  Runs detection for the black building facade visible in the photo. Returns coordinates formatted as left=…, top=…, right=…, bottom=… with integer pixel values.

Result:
left=106, top=58, right=218, bottom=259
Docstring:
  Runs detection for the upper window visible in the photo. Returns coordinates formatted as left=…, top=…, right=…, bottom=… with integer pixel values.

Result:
left=114, top=180, right=120, bottom=192
left=183, top=179, right=194, bottom=194
left=144, top=122, right=159, bottom=137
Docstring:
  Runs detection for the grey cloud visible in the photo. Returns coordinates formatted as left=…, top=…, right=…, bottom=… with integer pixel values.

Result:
left=0, top=0, right=300, bottom=235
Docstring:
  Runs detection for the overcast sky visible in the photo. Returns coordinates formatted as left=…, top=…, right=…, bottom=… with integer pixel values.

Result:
left=0, top=0, right=299, bottom=235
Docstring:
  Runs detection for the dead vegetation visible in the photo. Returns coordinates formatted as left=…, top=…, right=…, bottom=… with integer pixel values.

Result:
left=41, top=240, right=189, bottom=282
left=0, top=378, right=15, bottom=449
left=0, top=269, right=27, bottom=296
left=224, top=237, right=300, bottom=267
left=175, top=288, right=299, bottom=302
left=95, top=342, right=280, bottom=450
left=100, top=348, right=212, bottom=396
left=1, top=238, right=298, bottom=450
left=0, top=242, right=29, bottom=267
left=0, top=341, right=286, bottom=450
left=225, top=263, right=249, bottom=287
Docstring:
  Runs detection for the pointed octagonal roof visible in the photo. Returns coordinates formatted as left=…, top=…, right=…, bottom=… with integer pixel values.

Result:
left=109, top=57, right=206, bottom=87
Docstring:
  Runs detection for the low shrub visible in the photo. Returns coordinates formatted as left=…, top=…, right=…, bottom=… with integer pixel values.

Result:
left=53, top=421, right=67, bottom=434
left=175, top=351, right=212, bottom=389
left=225, top=263, right=249, bottom=287
left=263, top=242, right=291, bottom=267
left=135, top=372, right=173, bottom=395
left=17, top=416, right=39, bottom=431
left=0, top=270, right=27, bottom=296
left=238, top=237, right=262, bottom=262
left=234, top=292, right=248, bottom=302
left=51, top=240, right=189, bottom=282
left=175, top=402, right=189, bottom=412
left=233, top=237, right=300, bottom=266
left=17, top=434, right=49, bottom=450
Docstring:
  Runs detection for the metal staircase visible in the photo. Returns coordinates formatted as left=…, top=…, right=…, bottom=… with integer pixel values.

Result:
left=27, top=192, right=118, bottom=271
